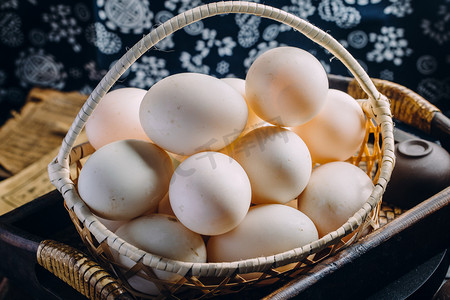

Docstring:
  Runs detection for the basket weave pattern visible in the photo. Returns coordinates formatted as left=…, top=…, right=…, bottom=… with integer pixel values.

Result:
left=48, top=1, right=395, bottom=298
left=63, top=114, right=383, bottom=298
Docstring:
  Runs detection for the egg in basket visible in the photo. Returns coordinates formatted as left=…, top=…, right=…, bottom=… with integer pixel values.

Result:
left=48, top=1, right=394, bottom=298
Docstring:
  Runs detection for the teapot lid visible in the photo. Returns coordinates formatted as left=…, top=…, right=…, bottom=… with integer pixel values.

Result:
left=397, top=139, right=433, bottom=158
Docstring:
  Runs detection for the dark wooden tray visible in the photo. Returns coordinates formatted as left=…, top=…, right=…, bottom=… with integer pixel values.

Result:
left=0, top=186, right=448, bottom=300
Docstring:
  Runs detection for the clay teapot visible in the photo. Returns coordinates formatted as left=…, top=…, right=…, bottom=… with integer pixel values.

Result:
left=383, top=138, right=450, bottom=209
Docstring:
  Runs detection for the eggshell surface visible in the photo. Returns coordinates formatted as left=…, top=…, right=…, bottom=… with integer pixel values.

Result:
left=169, top=151, right=251, bottom=236
left=245, top=46, right=328, bottom=127
left=291, top=89, right=366, bottom=164
left=114, top=214, right=206, bottom=295
left=139, top=73, right=248, bottom=156
left=297, top=161, right=374, bottom=238
left=221, top=77, right=270, bottom=135
left=85, top=87, right=150, bottom=150
left=231, top=126, right=312, bottom=204
left=207, top=204, right=318, bottom=262
left=219, top=77, right=270, bottom=158
left=77, top=139, right=173, bottom=220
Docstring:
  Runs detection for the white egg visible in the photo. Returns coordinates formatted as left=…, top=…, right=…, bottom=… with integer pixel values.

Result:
left=93, top=214, right=127, bottom=232
left=114, top=214, right=207, bottom=295
left=85, top=87, right=150, bottom=150
left=245, top=46, right=329, bottom=127
left=207, top=204, right=318, bottom=262
left=231, top=126, right=312, bottom=205
left=139, top=73, right=248, bottom=156
left=297, top=161, right=374, bottom=238
left=290, top=89, right=366, bottom=164
left=221, top=77, right=270, bottom=135
left=77, top=139, right=173, bottom=220
left=219, top=77, right=271, bottom=158
left=220, top=78, right=246, bottom=97
left=169, top=151, right=252, bottom=236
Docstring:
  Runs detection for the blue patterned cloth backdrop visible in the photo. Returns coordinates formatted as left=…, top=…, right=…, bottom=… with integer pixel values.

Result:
left=0, top=0, right=449, bottom=126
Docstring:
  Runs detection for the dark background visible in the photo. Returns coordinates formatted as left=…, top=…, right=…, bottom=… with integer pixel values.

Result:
left=0, top=0, right=449, bottom=126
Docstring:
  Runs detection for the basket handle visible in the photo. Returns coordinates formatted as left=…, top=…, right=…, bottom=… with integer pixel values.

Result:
left=48, top=1, right=395, bottom=277
left=366, top=78, right=450, bottom=152
left=37, top=239, right=133, bottom=300
left=54, top=0, right=392, bottom=168
left=329, top=74, right=450, bottom=152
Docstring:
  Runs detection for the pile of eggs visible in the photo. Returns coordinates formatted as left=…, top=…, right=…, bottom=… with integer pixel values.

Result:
left=77, top=46, right=373, bottom=294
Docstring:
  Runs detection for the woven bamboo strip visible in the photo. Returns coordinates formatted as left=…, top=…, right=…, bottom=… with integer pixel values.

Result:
left=37, top=240, right=133, bottom=300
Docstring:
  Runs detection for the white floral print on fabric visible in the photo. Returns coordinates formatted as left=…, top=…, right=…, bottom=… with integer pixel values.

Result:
left=129, top=56, right=169, bottom=88
left=69, top=67, right=83, bottom=79
left=179, top=28, right=237, bottom=74
left=97, top=0, right=153, bottom=34
left=184, top=21, right=205, bottom=36
left=0, top=12, right=24, bottom=47
left=236, top=14, right=261, bottom=48
left=380, top=69, right=395, bottom=81
left=180, top=51, right=210, bottom=74
left=344, top=0, right=381, bottom=5
left=84, top=60, right=107, bottom=81
left=164, top=0, right=203, bottom=13
left=416, top=55, right=438, bottom=75
left=367, top=26, right=412, bottom=66
left=261, top=23, right=294, bottom=42
left=216, top=36, right=236, bottom=57
left=0, top=0, right=18, bottom=9
left=347, top=30, right=369, bottom=49
left=282, top=0, right=316, bottom=20
left=74, top=3, right=91, bottom=22
left=15, top=48, right=66, bottom=89
left=160, top=2, right=207, bottom=36
left=85, top=23, right=122, bottom=55
left=384, top=0, right=413, bottom=18
left=238, top=24, right=260, bottom=48
left=29, top=29, right=47, bottom=47
left=216, top=60, right=230, bottom=75
left=154, top=34, right=175, bottom=51
left=180, top=31, right=210, bottom=74
left=262, top=24, right=281, bottom=42
left=203, top=29, right=234, bottom=57
left=154, top=10, right=174, bottom=24
left=421, top=4, right=450, bottom=45
left=43, top=5, right=83, bottom=52
left=318, top=0, right=361, bottom=29
left=0, top=71, right=6, bottom=86
left=1, top=0, right=450, bottom=126
left=417, top=78, right=450, bottom=105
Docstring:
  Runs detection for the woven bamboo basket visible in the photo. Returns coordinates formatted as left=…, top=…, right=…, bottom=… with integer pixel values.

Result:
left=48, top=1, right=395, bottom=299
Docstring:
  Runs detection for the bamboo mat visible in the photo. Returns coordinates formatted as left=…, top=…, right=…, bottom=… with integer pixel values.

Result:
left=0, top=88, right=87, bottom=215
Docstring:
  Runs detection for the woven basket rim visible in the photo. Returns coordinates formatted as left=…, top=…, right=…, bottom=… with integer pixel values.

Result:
left=48, top=1, right=395, bottom=277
